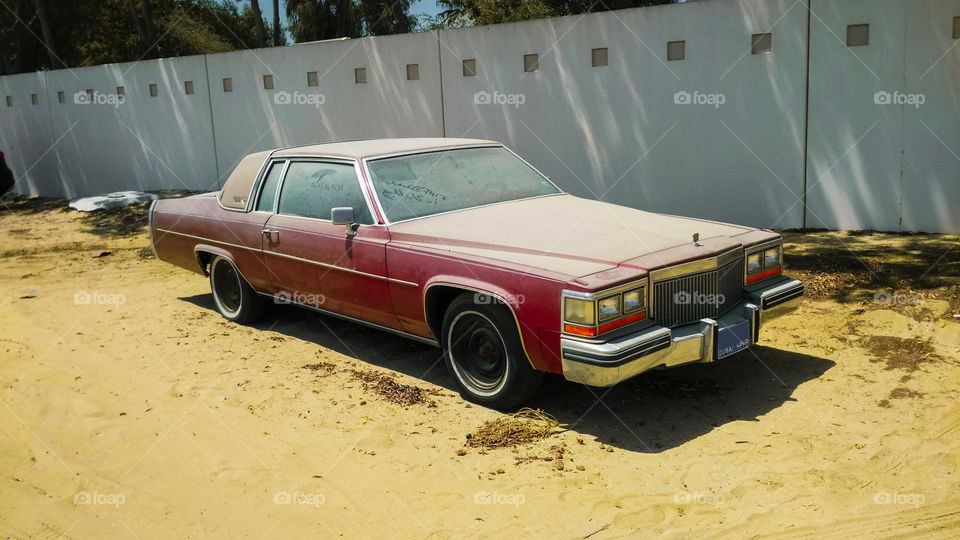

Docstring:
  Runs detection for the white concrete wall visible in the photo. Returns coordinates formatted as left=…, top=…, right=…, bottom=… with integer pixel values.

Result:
left=0, top=71, right=58, bottom=196
left=37, top=56, right=219, bottom=198
left=0, top=0, right=957, bottom=232
left=806, top=0, right=960, bottom=232
left=439, top=0, right=809, bottom=229
left=206, top=32, right=444, bottom=184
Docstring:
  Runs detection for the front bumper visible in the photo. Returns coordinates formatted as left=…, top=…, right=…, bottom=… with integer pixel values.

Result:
left=560, top=276, right=803, bottom=387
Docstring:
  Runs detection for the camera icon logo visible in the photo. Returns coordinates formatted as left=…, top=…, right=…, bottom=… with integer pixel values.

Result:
left=874, top=91, right=892, bottom=105
left=74, top=291, right=92, bottom=305
left=674, top=91, right=692, bottom=105
left=873, top=291, right=892, bottom=305
left=274, top=491, right=292, bottom=504
left=674, top=491, right=693, bottom=504
left=274, top=91, right=292, bottom=105
left=673, top=291, right=691, bottom=304
left=874, top=491, right=891, bottom=504
left=74, top=491, right=91, bottom=505
left=74, top=91, right=91, bottom=105
left=474, top=491, right=492, bottom=504
left=473, top=91, right=491, bottom=105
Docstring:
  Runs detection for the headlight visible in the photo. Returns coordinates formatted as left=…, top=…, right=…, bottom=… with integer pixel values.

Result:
left=747, top=252, right=762, bottom=273
left=564, top=298, right=595, bottom=325
left=598, top=296, right=620, bottom=321
left=623, top=287, right=645, bottom=313
left=764, top=247, right=780, bottom=268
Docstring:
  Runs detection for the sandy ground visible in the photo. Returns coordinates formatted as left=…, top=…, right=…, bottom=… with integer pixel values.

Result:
left=1, top=198, right=959, bottom=539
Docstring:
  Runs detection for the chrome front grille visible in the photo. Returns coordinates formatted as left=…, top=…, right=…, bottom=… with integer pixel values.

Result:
left=652, top=258, right=744, bottom=327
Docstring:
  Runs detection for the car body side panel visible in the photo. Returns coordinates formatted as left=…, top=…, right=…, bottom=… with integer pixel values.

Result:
left=152, top=196, right=271, bottom=290
left=262, top=213, right=401, bottom=330
left=385, top=243, right=566, bottom=373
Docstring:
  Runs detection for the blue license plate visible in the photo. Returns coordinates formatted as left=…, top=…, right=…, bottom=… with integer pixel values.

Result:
left=716, top=319, right=751, bottom=359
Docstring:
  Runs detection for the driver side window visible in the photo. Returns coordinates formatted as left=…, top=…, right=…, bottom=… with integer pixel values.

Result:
left=276, top=161, right=374, bottom=224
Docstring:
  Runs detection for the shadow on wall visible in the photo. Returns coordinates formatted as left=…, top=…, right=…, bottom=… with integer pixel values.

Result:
left=179, top=293, right=834, bottom=454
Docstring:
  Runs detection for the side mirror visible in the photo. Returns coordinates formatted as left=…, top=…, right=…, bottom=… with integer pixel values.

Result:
left=331, top=207, right=359, bottom=237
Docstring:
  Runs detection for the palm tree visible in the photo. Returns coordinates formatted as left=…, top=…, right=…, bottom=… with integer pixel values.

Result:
left=436, top=0, right=467, bottom=28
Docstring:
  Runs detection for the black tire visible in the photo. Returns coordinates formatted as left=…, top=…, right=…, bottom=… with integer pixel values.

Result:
left=441, top=293, right=542, bottom=410
left=209, top=255, right=267, bottom=324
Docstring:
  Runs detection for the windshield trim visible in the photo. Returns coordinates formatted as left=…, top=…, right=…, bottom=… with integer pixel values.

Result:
left=360, top=144, right=564, bottom=226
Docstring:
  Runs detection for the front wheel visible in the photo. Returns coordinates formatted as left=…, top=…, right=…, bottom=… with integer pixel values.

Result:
left=441, top=294, right=542, bottom=410
left=209, top=255, right=267, bottom=324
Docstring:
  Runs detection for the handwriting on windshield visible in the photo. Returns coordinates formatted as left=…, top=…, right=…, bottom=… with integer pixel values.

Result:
left=380, top=182, right=447, bottom=205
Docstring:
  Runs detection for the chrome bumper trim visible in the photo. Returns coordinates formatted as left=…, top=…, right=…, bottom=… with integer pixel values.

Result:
left=561, top=278, right=802, bottom=387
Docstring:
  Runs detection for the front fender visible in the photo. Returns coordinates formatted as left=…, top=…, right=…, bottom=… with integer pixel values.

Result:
left=422, top=276, right=539, bottom=370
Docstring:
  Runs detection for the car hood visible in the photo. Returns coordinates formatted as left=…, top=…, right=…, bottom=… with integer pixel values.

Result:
left=386, top=194, right=755, bottom=279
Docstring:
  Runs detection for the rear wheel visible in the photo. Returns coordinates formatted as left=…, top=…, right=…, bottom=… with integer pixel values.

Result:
left=441, top=294, right=541, bottom=410
left=209, top=255, right=266, bottom=324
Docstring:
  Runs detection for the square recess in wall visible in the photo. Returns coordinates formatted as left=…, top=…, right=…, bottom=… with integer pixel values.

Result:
left=117, top=86, right=124, bottom=97
left=407, top=64, right=419, bottom=81
left=184, top=81, right=194, bottom=95
left=149, top=84, right=158, bottom=97
left=263, top=74, right=274, bottom=89
left=523, top=54, right=539, bottom=73
left=222, top=78, right=233, bottom=92
left=847, top=24, right=869, bottom=46
left=592, top=47, right=608, bottom=67
left=462, top=59, right=476, bottom=77
left=31, top=93, right=38, bottom=105
left=355, top=68, right=367, bottom=84
left=667, top=41, right=685, bottom=61
left=58, top=91, right=64, bottom=103
left=751, top=33, right=772, bottom=54
left=953, top=16, right=959, bottom=39
left=5, top=96, right=11, bottom=107
left=307, top=71, right=318, bottom=87
left=86, top=89, right=94, bottom=100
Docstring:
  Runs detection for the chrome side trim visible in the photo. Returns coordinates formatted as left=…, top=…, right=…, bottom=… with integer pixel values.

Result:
left=148, top=200, right=158, bottom=258
left=262, top=250, right=413, bottom=286
left=263, top=292, right=439, bottom=347
left=156, top=228, right=257, bottom=252
left=422, top=282, right=535, bottom=368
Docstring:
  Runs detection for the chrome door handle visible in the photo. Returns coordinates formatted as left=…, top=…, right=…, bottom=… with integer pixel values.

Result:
left=262, top=229, right=279, bottom=241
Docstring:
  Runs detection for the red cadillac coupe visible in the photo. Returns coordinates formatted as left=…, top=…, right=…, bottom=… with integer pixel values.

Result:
left=150, top=138, right=803, bottom=409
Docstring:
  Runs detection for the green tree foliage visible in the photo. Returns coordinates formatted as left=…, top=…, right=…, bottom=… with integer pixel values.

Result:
left=0, top=0, right=283, bottom=74
left=426, top=0, right=681, bottom=29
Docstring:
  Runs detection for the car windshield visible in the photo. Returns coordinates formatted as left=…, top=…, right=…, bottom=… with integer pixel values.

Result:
left=366, top=146, right=560, bottom=222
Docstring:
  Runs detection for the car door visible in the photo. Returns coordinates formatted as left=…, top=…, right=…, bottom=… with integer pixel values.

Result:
left=261, top=159, right=401, bottom=330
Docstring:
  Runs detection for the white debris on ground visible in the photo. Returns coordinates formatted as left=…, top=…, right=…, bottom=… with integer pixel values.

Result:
left=68, top=191, right=159, bottom=212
